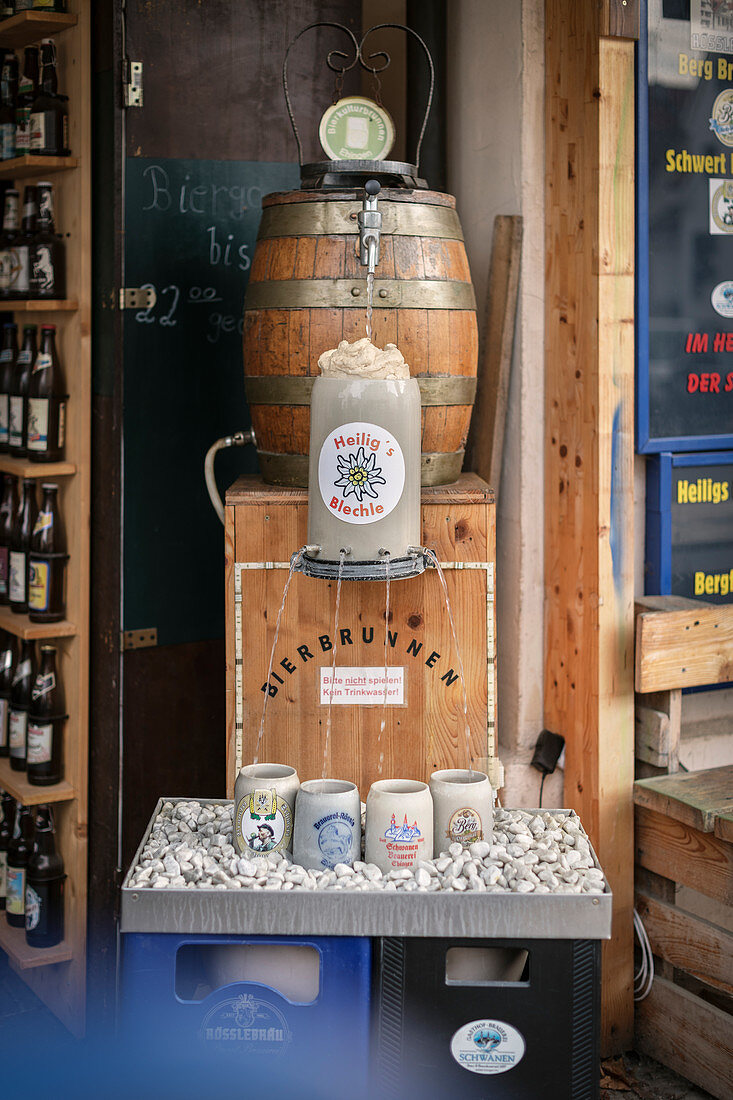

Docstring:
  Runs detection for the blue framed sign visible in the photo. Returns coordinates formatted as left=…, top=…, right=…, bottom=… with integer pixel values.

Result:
left=646, top=449, right=733, bottom=600
left=637, top=0, right=733, bottom=452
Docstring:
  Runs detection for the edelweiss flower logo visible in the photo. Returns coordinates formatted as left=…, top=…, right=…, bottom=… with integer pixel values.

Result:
left=334, top=447, right=386, bottom=502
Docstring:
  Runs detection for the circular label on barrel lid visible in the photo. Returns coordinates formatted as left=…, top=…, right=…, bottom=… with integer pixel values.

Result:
left=318, top=421, right=405, bottom=525
left=319, top=96, right=395, bottom=161
left=450, top=1019, right=526, bottom=1075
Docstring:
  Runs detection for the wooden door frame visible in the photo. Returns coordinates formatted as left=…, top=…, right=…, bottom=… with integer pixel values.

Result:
left=545, top=0, right=638, bottom=1052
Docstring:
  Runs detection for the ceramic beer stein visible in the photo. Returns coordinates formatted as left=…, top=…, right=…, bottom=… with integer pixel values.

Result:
left=234, top=763, right=300, bottom=857
left=293, top=779, right=361, bottom=870
left=429, top=768, right=493, bottom=854
left=365, top=779, right=433, bottom=873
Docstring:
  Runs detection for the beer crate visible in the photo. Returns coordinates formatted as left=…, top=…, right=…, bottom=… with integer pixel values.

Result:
left=224, top=474, right=501, bottom=797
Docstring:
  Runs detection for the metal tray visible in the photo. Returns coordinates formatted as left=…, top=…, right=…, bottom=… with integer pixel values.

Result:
left=120, top=798, right=612, bottom=940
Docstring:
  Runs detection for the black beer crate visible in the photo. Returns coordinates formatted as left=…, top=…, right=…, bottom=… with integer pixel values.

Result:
left=373, top=935, right=601, bottom=1100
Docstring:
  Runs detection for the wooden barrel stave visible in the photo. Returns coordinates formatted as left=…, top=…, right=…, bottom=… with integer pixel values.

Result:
left=243, top=189, right=478, bottom=487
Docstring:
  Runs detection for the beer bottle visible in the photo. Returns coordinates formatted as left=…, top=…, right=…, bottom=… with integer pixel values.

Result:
left=0, top=629, right=15, bottom=754
left=6, top=801, right=33, bottom=927
left=15, top=46, right=38, bottom=156
left=25, top=803, right=63, bottom=947
left=0, top=792, right=14, bottom=910
left=8, top=637, right=34, bottom=770
left=29, top=39, right=68, bottom=156
left=11, top=182, right=36, bottom=299
left=29, top=484, right=65, bottom=622
left=9, top=477, right=36, bottom=613
left=0, top=50, right=17, bottom=161
left=9, top=323, right=35, bottom=454
left=30, top=183, right=64, bottom=299
left=28, top=325, right=65, bottom=459
left=0, top=473, right=14, bottom=602
left=0, top=187, right=19, bottom=299
left=0, top=321, right=17, bottom=451
left=27, top=646, right=64, bottom=784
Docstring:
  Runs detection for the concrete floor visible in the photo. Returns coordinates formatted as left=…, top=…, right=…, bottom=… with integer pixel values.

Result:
left=601, top=1053, right=715, bottom=1100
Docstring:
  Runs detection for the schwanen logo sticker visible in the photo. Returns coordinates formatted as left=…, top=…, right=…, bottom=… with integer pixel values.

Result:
left=450, top=1018, right=526, bottom=1075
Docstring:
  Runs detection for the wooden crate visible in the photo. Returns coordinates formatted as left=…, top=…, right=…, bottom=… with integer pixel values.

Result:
left=225, top=473, right=501, bottom=798
left=634, top=767, right=733, bottom=1100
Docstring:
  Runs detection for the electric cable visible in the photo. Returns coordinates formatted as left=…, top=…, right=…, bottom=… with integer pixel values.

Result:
left=539, top=771, right=546, bottom=807
left=633, top=907, right=655, bottom=1001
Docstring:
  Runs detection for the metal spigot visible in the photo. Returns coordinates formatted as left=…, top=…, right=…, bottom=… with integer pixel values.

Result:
left=358, top=179, right=382, bottom=275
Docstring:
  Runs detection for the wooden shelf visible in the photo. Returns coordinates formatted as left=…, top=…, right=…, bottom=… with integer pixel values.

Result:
left=0, top=757, right=74, bottom=805
left=0, top=12, right=77, bottom=49
left=0, top=607, right=75, bottom=639
left=0, top=300, right=78, bottom=312
left=0, top=918, right=73, bottom=970
left=0, top=156, right=78, bottom=181
left=0, top=456, right=76, bottom=478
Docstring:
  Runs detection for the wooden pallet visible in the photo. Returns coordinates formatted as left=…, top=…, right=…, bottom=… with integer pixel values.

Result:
left=634, top=766, right=733, bottom=1100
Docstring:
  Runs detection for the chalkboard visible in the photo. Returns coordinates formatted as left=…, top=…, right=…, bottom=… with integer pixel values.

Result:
left=637, top=0, right=733, bottom=451
left=123, top=157, right=300, bottom=646
left=646, top=450, right=733, bottom=603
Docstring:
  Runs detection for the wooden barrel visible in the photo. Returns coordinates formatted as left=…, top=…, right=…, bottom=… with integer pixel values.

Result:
left=243, top=188, right=478, bottom=487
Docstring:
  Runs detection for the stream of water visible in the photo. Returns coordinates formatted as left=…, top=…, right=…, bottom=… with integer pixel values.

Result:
left=321, top=549, right=346, bottom=782
left=365, top=271, right=374, bottom=340
left=377, top=555, right=391, bottom=775
left=253, top=547, right=306, bottom=766
left=422, top=547, right=474, bottom=773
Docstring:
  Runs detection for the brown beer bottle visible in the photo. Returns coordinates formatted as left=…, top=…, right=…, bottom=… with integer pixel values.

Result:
left=28, top=483, right=65, bottom=622
left=0, top=629, right=15, bottom=756
left=9, top=323, right=35, bottom=455
left=27, top=324, right=65, bottom=460
left=9, top=477, right=35, bottom=613
left=6, top=802, right=33, bottom=927
left=0, top=473, right=16, bottom=603
left=27, top=647, right=65, bottom=785
left=31, top=184, right=64, bottom=300
left=0, top=792, right=15, bottom=911
left=0, top=189, right=20, bottom=301
left=8, top=637, right=34, bottom=771
left=29, top=39, right=68, bottom=156
left=15, top=46, right=39, bottom=156
left=0, top=321, right=17, bottom=451
left=25, top=803, right=64, bottom=947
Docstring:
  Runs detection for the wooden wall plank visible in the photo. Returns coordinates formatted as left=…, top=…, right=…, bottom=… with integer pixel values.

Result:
left=636, top=977, right=733, bottom=1100
left=635, top=602, right=733, bottom=692
left=545, top=1, right=635, bottom=1052
left=635, top=891, right=733, bottom=994
left=635, top=806, right=733, bottom=906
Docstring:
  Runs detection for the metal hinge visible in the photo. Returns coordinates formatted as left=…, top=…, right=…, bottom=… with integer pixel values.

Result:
left=122, top=59, right=143, bottom=107
left=121, top=628, right=158, bottom=651
left=119, top=286, right=156, bottom=310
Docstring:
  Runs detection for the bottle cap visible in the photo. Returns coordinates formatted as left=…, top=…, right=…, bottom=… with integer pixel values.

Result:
left=37, top=182, right=52, bottom=189
left=2, top=321, right=16, bottom=330
left=23, top=323, right=37, bottom=332
left=39, top=645, right=56, bottom=654
left=40, top=324, right=56, bottom=333
left=40, top=483, right=58, bottom=491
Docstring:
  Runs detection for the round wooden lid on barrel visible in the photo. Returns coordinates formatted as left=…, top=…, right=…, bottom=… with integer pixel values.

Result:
left=242, top=187, right=478, bottom=487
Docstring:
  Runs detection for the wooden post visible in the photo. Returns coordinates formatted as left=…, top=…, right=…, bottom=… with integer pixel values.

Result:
left=545, top=0, right=635, bottom=1052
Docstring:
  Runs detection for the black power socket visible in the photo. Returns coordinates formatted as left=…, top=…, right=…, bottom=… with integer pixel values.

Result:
left=531, top=729, right=565, bottom=776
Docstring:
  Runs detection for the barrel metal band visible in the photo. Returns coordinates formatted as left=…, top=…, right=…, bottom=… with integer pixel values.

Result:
left=257, top=202, right=463, bottom=241
left=257, top=449, right=465, bottom=488
left=245, top=376, right=477, bottom=407
left=244, top=279, right=476, bottom=312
